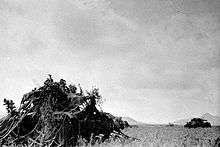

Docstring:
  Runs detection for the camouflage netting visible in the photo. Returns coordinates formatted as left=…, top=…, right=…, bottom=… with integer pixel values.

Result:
left=0, top=75, right=133, bottom=146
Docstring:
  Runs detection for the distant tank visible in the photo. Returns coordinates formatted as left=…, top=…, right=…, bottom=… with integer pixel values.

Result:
left=184, top=118, right=211, bottom=128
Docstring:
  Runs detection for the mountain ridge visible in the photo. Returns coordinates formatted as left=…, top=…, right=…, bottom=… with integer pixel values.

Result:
left=122, top=117, right=139, bottom=125
left=174, top=113, right=220, bottom=126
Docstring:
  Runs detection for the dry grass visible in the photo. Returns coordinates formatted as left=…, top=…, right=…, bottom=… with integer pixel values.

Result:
left=94, top=124, right=220, bottom=147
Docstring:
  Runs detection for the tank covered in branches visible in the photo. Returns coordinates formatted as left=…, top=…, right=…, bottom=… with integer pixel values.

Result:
left=184, top=118, right=211, bottom=128
left=0, top=76, right=133, bottom=146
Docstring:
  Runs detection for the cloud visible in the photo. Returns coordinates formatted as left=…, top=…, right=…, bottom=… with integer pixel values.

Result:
left=0, top=0, right=219, bottom=122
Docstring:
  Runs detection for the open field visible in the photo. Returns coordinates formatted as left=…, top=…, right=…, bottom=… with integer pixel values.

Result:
left=99, top=125, right=220, bottom=147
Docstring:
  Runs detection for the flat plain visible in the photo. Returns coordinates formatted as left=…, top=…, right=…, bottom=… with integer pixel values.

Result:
left=99, top=125, right=220, bottom=147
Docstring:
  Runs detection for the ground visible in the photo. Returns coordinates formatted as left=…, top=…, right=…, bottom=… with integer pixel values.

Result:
left=99, top=124, right=220, bottom=147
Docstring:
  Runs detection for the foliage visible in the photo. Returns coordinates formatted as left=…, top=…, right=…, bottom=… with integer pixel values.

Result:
left=0, top=75, right=132, bottom=147
left=3, top=99, right=17, bottom=116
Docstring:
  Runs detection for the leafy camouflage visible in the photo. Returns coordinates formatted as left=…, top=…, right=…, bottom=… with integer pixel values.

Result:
left=0, top=76, right=132, bottom=146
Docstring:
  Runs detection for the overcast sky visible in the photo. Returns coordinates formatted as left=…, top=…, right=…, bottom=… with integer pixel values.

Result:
left=0, top=0, right=219, bottom=123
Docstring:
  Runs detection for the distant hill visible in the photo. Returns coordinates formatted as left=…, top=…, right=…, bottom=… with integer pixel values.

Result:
left=0, top=113, right=7, bottom=123
left=122, top=117, right=139, bottom=125
left=201, top=113, right=220, bottom=126
left=174, top=118, right=192, bottom=126
left=0, top=113, right=6, bottom=119
left=174, top=113, right=220, bottom=126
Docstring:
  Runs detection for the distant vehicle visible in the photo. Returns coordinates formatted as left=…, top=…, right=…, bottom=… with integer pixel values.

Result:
left=184, top=118, right=211, bottom=128
left=166, top=123, right=174, bottom=127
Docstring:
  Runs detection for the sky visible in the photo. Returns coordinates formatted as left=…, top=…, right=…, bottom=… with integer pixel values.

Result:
left=0, top=0, right=219, bottom=123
